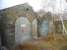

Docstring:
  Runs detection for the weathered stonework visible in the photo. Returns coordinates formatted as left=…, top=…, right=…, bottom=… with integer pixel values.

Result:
left=0, top=3, right=36, bottom=48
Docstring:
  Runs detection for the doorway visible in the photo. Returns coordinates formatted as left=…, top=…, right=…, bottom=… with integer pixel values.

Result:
left=15, top=17, right=32, bottom=45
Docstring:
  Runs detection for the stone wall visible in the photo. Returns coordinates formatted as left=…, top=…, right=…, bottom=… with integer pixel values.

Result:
left=0, top=3, right=37, bottom=48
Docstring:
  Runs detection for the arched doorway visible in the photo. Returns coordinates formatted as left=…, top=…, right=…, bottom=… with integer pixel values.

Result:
left=15, top=17, right=32, bottom=45
left=39, top=20, right=49, bottom=37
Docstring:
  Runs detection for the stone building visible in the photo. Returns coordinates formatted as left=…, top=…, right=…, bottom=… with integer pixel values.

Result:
left=0, top=3, right=37, bottom=49
left=0, top=3, right=67, bottom=50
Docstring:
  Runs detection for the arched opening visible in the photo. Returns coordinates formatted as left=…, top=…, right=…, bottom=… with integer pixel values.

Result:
left=39, top=20, right=49, bottom=37
left=15, top=17, right=32, bottom=45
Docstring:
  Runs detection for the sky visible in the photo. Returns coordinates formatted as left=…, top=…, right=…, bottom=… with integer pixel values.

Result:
left=0, top=0, right=67, bottom=14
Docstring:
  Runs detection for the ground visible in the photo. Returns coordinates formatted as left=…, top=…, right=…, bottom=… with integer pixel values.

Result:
left=12, top=34, right=67, bottom=50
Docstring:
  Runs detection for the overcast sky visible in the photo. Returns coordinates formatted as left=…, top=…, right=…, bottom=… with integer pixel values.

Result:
left=0, top=0, right=67, bottom=14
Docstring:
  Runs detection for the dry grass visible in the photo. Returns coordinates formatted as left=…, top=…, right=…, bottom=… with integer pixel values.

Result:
left=11, top=34, right=67, bottom=50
